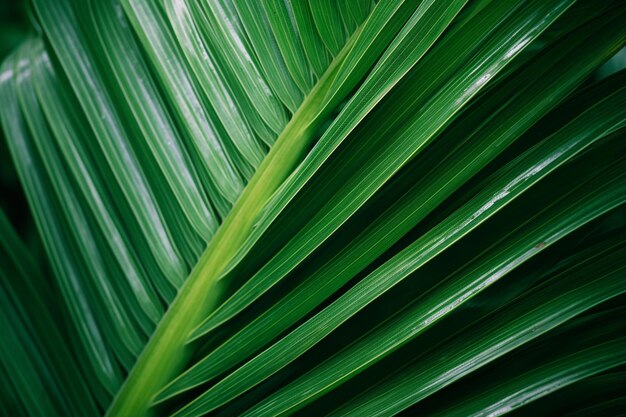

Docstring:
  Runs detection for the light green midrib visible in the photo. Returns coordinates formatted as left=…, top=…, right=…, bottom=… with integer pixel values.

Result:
left=104, top=32, right=354, bottom=417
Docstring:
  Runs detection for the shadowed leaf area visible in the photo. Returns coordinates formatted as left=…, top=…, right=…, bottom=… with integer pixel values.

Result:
left=1, top=0, right=625, bottom=416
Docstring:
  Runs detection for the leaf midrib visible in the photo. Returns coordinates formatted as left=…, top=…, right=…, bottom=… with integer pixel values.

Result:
left=104, top=30, right=354, bottom=417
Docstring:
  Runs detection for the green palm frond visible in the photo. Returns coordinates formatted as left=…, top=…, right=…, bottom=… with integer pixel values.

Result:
left=1, top=0, right=625, bottom=416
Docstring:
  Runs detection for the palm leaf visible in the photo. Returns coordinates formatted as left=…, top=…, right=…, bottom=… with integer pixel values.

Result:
left=0, top=0, right=625, bottom=416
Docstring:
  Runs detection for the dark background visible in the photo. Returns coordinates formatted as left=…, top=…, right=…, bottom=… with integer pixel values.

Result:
left=1, top=0, right=40, bottom=252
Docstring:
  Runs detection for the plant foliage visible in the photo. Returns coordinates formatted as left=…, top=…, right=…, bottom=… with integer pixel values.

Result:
left=1, top=0, right=625, bottom=416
